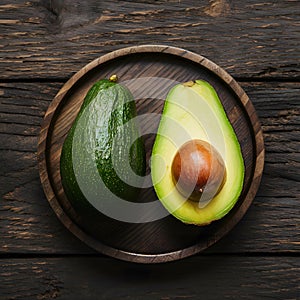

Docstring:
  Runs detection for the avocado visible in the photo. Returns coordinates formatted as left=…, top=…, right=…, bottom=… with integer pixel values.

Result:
left=60, top=76, right=145, bottom=219
left=151, top=80, right=244, bottom=225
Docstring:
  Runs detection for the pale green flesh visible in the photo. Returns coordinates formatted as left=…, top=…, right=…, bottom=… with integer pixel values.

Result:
left=151, top=80, right=244, bottom=225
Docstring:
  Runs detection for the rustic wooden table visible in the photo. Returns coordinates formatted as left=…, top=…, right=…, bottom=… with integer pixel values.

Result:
left=1, top=1, right=299, bottom=299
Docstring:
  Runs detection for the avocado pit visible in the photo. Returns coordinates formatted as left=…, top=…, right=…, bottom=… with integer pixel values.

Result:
left=171, top=139, right=226, bottom=202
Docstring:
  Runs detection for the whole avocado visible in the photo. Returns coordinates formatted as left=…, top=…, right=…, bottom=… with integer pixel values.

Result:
left=60, top=76, right=145, bottom=222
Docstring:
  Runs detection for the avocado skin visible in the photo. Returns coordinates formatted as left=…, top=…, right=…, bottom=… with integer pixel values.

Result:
left=151, top=80, right=244, bottom=226
left=60, top=79, right=145, bottom=224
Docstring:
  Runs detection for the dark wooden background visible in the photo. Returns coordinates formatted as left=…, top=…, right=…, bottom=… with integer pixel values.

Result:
left=1, top=0, right=299, bottom=299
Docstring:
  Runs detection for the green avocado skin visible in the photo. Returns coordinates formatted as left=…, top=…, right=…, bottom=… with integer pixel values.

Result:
left=60, top=79, right=145, bottom=221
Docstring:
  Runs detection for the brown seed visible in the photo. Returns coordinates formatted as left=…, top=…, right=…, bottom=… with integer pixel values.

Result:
left=171, top=139, right=226, bottom=202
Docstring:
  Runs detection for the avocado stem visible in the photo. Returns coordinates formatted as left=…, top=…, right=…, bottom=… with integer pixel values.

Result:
left=109, top=74, right=118, bottom=83
left=182, top=81, right=195, bottom=87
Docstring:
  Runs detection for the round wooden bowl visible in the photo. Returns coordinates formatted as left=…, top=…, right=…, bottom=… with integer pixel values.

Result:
left=38, top=45, right=264, bottom=263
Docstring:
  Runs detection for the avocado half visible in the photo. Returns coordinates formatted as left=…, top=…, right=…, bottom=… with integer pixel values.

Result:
left=151, top=80, right=245, bottom=225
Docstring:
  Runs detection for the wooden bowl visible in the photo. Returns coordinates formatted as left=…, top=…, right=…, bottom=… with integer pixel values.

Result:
left=38, top=45, right=264, bottom=263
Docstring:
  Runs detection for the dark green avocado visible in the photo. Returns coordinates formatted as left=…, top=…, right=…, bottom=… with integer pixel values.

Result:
left=60, top=76, right=145, bottom=220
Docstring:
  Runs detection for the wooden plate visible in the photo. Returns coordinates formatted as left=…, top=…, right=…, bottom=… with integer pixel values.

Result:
left=38, top=45, right=264, bottom=263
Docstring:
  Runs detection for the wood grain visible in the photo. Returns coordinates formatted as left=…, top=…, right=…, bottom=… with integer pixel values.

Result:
left=0, top=0, right=299, bottom=80
left=1, top=81, right=299, bottom=255
left=0, top=256, right=299, bottom=299
left=1, top=0, right=299, bottom=296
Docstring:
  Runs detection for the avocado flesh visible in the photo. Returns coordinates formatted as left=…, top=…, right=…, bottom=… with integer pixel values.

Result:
left=151, top=80, right=244, bottom=225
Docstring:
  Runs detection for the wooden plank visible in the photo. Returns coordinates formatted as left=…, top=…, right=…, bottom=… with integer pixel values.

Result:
left=0, top=0, right=299, bottom=80
left=0, top=81, right=299, bottom=254
left=0, top=256, right=299, bottom=299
